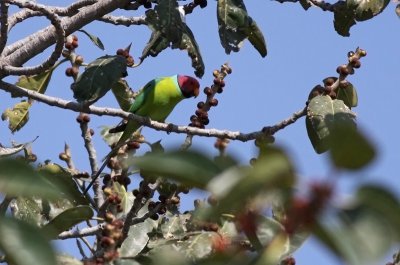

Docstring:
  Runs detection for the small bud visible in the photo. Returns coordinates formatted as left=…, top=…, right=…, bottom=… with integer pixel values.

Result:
left=71, top=40, right=79, bottom=49
left=72, top=35, right=78, bottom=42
left=358, top=49, right=367, bottom=57
left=59, top=152, right=69, bottom=161
left=74, top=56, right=83, bottom=66
left=89, top=128, right=95, bottom=136
left=213, top=70, right=219, bottom=78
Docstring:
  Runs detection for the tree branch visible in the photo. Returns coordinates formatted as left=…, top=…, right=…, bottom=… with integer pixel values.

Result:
left=1, top=0, right=65, bottom=76
left=0, top=81, right=306, bottom=142
left=58, top=223, right=103, bottom=239
left=79, top=118, right=105, bottom=208
left=0, top=0, right=131, bottom=76
left=0, top=2, right=9, bottom=56
left=98, top=14, right=147, bottom=26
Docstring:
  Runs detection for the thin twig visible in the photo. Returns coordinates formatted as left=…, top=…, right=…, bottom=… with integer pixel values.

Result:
left=80, top=237, right=96, bottom=255
left=76, top=239, right=88, bottom=259
left=0, top=197, right=13, bottom=216
left=79, top=118, right=104, bottom=208
left=0, top=80, right=306, bottom=142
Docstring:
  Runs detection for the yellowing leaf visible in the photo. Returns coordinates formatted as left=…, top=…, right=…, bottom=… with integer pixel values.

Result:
left=2, top=101, right=31, bottom=133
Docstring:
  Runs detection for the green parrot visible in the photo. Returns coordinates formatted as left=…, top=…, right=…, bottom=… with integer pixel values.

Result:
left=84, top=74, right=200, bottom=193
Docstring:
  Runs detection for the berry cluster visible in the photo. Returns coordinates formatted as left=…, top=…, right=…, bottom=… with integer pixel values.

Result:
left=183, top=0, right=208, bottom=14
left=63, top=35, right=82, bottom=78
left=93, top=213, right=123, bottom=264
left=282, top=182, right=333, bottom=234
left=103, top=187, right=124, bottom=213
left=189, top=63, right=232, bottom=129
left=116, top=46, right=134, bottom=67
left=307, top=48, right=367, bottom=102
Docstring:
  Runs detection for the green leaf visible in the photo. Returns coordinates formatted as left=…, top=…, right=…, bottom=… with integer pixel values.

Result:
left=120, top=217, right=158, bottom=258
left=142, top=0, right=204, bottom=77
left=355, top=185, right=400, bottom=238
left=72, top=55, right=127, bottom=103
left=78, top=29, right=105, bottom=50
left=132, top=150, right=230, bottom=188
left=306, top=95, right=357, bottom=154
left=348, top=0, right=389, bottom=21
left=113, top=182, right=134, bottom=215
left=111, top=79, right=134, bottom=111
left=39, top=163, right=89, bottom=206
left=333, top=3, right=357, bottom=37
left=174, top=232, right=216, bottom=259
left=203, top=146, right=295, bottom=219
left=217, top=0, right=267, bottom=57
left=14, top=69, right=53, bottom=96
left=0, top=159, right=62, bottom=199
left=175, top=24, right=205, bottom=78
left=42, top=206, right=93, bottom=239
left=160, top=213, right=190, bottom=239
left=333, top=0, right=389, bottom=36
left=14, top=197, right=43, bottom=226
left=329, top=125, right=375, bottom=170
left=2, top=101, right=31, bottom=133
left=0, top=216, right=57, bottom=265
left=100, top=125, right=123, bottom=147
left=335, top=82, right=358, bottom=108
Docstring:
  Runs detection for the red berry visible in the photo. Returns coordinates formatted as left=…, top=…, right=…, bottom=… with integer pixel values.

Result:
left=209, top=98, right=218, bottom=106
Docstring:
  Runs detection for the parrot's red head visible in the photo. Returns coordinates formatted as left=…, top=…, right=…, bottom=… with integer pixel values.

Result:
left=178, top=75, right=200, bottom=98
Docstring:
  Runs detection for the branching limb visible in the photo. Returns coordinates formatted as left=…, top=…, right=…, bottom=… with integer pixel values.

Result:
left=1, top=0, right=65, bottom=76
left=1, top=0, right=131, bottom=76
left=58, top=223, right=103, bottom=239
left=98, top=14, right=147, bottom=26
left=0, top=2, right=9, bottom=56
left=0, top=80, right=306, bottom=142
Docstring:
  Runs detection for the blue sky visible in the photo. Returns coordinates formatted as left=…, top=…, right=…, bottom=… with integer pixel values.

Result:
left=1, top=1, right=400, bottom=264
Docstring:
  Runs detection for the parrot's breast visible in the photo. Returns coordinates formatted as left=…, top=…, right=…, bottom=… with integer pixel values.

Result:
left=136, top=76, right=184, bottom=122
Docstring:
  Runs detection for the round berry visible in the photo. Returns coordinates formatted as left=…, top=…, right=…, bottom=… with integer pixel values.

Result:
left=209, top=98, right=218, bottom=107
left=65, top=67, right=74, bottom=77
left=197, top=101, right=205, bottom=109
left=204, top=87, right=213, bottom=96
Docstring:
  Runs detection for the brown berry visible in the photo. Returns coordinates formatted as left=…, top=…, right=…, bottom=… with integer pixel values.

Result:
left=358, top=49, right=367, bottom=57
left=72, top=35, right=78, bottom=41
left=209, top=223, right=219, bottom=232
left=336, top=65, right=349, bottom=76
left=197, top=101, right=205, bottom=109
left=72, top=40, right=79, bottom=48
left=105, top=212, right=115, bottom=223
left=323, top=77, right=336, bottom=87
left=339, top=80, right=350, bottom=88
left=213, top=78, right=221, bottom=86
left=64, top=42, right=73, bottom=50
left=82, top=114, right=90, bottom=123
left=352, top=60, right=361, bottom=69
left=148, top=201, right=156, bottom=210
left=201, top=117, right=209, bottom=125
left=89, top=128, right=94, bottom=136
left=217, top=86, right=223, bottom=94
left=65, top=67, right=74, bottom=77
left=150, top=213, right=159, bottom=220
left=126, top=56, right=134, bottom=67
left=158, top=206, right=167, bottom=215
left=116, top=48, right=125, bottom=56
left=204, top=87, right=213, bottom=96
left=127, top=141, right=140, bottom=150
left=100, top=237, right=115, bottom=248
left=190, top=115, right=198, bottom=122
left=209, top=98, right=218, bottom=107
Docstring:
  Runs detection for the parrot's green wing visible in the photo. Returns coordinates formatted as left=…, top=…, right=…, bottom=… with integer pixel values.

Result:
left=129, top=79, right=157, bottom=113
